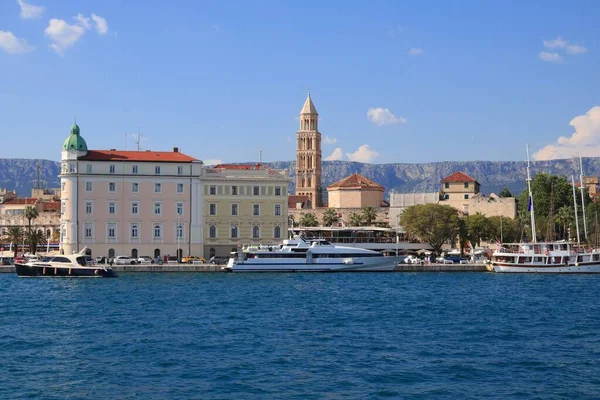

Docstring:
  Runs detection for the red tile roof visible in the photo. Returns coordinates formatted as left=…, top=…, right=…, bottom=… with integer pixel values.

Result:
left=2, top=198, right=38, bottom=205
left=78, top=150, right=197, bottom=163
left=42, top=201, right=60, bottom=212
left=327, top=173, right=384, bottom=191
left=289, top=195, right=310, bottom=209
left=441, top=171, right=478, bottom=183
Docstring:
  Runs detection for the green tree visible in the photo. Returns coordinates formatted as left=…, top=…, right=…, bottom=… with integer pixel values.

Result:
left=498, top=187, right=513, bottom=197
left=321, top=208, right=339, bottom=227
left=463, top=212, right=492, bottom=250
left=361, top=206, right=378, bottom=225
left=299, top=213, right=318, bottom=227
left=488, top=216, right=521, bottom=243
left=347, top=213, right=364, bottom=227
left=555, top=206, right=574, bottom=241
left=400, top=204, right=460, bottom=255
left=1, top=227, right=24, bottom=259
left=24, top=206, right=39, bottom=235
left=26, top=229, right=47, bottom=255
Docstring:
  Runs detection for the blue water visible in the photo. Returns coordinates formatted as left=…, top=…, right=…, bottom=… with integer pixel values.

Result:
left=1, top=273, right=599, bottom=400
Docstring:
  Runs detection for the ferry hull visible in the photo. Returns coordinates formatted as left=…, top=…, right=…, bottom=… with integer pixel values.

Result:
left=15, top=263, right=118, bottom=278
left=493, top=262, right=600, bottom=274
left=225, top=257, right=401, bottom=272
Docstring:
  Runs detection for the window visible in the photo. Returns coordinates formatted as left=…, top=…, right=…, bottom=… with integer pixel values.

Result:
left=231, top=204, right=238, bottom=216
left=209, top=185, right=216, bottom=195
left=209, top=204, right=217, bottom=216
left=109, top=182, right=116, bottom=192
left=444, top=182, right=449, bottom=189
left=176, top=224, right=184, bottom=240
left=132, top=202, right=138, bottom=215
left=274, top=226, right=281, bottom=239
left=464, top=182, right=469, bottom=189
left=177, top=166, right=184, bottom=175
left=274, top=204, right=281, bottom=216
left=275, top=187, right=281, bottom=196
left=85, top=182, right=92, bottom=192
left=132, top=182, right=139, bottom=193
left=61, top=182, right=66, bottom=191
left=252, top=225, right=260, bottom=238
left=85, top=224, right=93, bottom=239
left=444, top=194, right=449, bottom=200
left=209, top=225, right=217, bottom=239
left=69, top=164, right=75, bottom=173
left=231, top=224, right=238, bottom=239
left=253, top=204, right=260, bottom=216
left=154, top=183, right=162, bottom=193
left=176, top=202, right=183, bottom=215
left=153, top=224, right=162, bottom=239
left=131, top=224, right=139, bottom=239
left=154, top=202, right=161, bottom=215
left=109, top=164, right=115, bottom=174
left=86, top=164, right=92, bottom=173
left=177, top=183, right=184, bottom=193
left=253, top=186, right=260, bottom=195
left=132, top=165, right=138, bottom=174
left=155, top=166, right=161, bottom=175
left=232, top=186, right=238, bottom=195
left=464, top=194, right=469, bottom=200
left=85, top=201, right=92, bottom=214
left=108, top=202, right=116, bottom=214
left=108, top=223, right=116, bottom=239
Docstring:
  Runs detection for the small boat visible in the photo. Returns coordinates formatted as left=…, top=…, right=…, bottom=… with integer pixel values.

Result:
left=15, top=247, right=117, bottom=278
left=224, top=236, right=402, bottom=272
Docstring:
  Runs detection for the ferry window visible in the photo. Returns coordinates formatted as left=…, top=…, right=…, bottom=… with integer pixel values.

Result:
left=76, top=257, right=87, bottom=266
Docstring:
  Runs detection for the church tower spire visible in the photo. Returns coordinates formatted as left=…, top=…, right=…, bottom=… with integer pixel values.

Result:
left=295, top=92, right=322, bottom=208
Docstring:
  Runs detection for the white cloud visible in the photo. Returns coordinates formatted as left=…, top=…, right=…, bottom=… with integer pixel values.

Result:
left=91, top=14, right=109, bottom=35
left=0, top=30, right=35, bottom=54
left=408, top=48, right=423, bottom=55
left=533, top=106, right=600, bottom=160
left=323, top=136, right=338, bottom=145
left=74, top=13, right=92, bottom=30
left=325, top=148, right=343, bottom=161
left=17, top=0, right=44, bottom=19
left=566, top=44, right=587, bottom=55
left=203, top=159, right=223, bottom=166
left=45, top=18, right=85, bottom=55
left=346, top=145, right=379, bottom=163
left=538, top=52, right=562, bottom=63
left=367, top=107, right=407, bottom=126
left=543, top=37, right=569, bottom=49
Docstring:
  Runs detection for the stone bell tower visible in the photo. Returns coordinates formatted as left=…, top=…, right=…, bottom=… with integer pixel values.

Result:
left=295, top=93, right=322, bottom=208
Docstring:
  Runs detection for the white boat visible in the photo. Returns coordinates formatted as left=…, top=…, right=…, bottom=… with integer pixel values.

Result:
left=491, top=242, right=600, bottom=273
left=15, top=247, right=117, bottom=278
left=224, top=236, right=402, bottom=272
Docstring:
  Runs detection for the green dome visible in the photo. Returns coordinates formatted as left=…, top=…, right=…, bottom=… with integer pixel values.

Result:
left=63, top=123, right=88, bottom=151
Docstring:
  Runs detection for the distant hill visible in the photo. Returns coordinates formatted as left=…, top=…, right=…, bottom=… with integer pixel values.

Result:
left=1, top=157, right=596, bottom=199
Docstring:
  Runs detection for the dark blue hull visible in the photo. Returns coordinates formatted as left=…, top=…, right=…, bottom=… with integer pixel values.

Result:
left=15, top=263, right=118, bottom=278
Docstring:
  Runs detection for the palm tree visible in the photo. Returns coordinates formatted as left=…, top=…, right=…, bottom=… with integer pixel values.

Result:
left=26, top=229, right=47, bottom=255
left=555, top=206, right=574, bottom=240
left=24, top=206, right=39, bottom=235
left=299, top=213, right=319, bottom=227
left=322, top=208, right=339, bottom=227
left=361, top=206, right=378, bottom=225
left=1, top=227, right=24, bottom=259
left=347, top=212, right=364, bottom=227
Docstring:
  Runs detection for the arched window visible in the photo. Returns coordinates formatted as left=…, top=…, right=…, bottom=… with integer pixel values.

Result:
left=153, top=224, right=161, bottom=239
left=209, top=248, right=216, bottom=258
left=37, top=229, right=42, bottom=235
left=46, top=229, right=51, bottom=238
left=274, top=226, right=281, bottom=239
left=252, top=225, right=260, bottom=239
left=131, top=248, right=138, bottom=258
left=209, top=225, right=217, bottom=239
left=154, top=248, right=161, bottom=258
left=108, top=248, right=115, bottom=258
left=231, top=224, right=238, bottom=239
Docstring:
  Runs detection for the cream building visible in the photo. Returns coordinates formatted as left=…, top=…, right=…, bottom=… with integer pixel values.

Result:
left=440, top=171, right=481, bottom=214
left=60, top=123, right=204, bottom=259
left=327, top=173, right=384, bottom=209
left=203, top=163, right=291, bottom=259
left=295, top=93, right=322, bottom=208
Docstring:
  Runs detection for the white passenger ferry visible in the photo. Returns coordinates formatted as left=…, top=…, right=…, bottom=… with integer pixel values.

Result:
left=224, top=236, right=402, bottom=272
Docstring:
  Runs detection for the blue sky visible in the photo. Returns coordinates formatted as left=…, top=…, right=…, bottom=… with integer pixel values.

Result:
left=1, top=0, right=599, bottom=164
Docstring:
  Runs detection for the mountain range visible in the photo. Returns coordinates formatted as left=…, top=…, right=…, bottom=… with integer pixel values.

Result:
left=1, top=158, right=597, bottom=199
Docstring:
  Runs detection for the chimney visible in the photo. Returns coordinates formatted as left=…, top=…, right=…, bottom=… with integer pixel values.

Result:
left=173, top=147, right=179, bottom=153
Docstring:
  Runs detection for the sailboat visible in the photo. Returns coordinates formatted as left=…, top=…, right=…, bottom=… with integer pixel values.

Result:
left=491, top=148, right=600, bottom=273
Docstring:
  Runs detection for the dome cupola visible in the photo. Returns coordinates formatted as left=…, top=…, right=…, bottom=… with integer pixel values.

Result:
left=63, top=122, right=88, bottom=152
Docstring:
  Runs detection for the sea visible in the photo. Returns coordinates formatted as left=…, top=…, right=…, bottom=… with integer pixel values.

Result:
left=1, top=272, right=599, bottom=400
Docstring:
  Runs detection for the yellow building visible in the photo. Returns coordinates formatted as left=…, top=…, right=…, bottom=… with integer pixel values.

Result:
left=202, top=163, right=291, bottom=259
left=327, top=173, right=384, bottom=209
left=440, top=171, right=481, bottom=214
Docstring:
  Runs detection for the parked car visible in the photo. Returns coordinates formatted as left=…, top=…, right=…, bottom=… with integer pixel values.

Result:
left=137, top=256, right=154, bottom=264
left=445, top=255, right=469, bottom=264
left=181, top=255, right=205, bottom=264
left=95, top=256, right=109, bottom=264
left=209, top=256, right=230, bottom=265
left=114, top=256, right=137, bottom=265
left=436, top=257, right=454, bottom=264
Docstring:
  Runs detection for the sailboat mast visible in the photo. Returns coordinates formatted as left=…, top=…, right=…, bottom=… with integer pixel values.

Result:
left=572, top=175, right=581, bottom=245
left=579, top=156, right=588, bottom=241
left=526, top=145, right=537, bottom=243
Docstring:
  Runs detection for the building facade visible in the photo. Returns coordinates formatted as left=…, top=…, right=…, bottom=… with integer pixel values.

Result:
left=440, top=171, right=481, bottom=214
left=203, top=164, right=291, bottom=258
left=295, top=93, right=322, bottom=208
left=327, top=173, right=384, bottom=209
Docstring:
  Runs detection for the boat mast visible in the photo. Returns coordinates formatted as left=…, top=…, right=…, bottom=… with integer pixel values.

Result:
left=579, top=156, right=588, bottom=241
left=572, top=175, right=581, bottom=246
left=526, top=145, right=537, bottom=243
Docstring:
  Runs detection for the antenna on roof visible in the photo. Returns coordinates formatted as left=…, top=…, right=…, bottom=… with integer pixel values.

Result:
left=259, top=150, right=262, bottom=163
left=133, top=127, right=143, bottom=151
left=36, top=163, right=41, bottom=189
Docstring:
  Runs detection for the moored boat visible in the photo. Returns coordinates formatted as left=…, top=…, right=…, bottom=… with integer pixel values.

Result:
left=15, top=248, right=117, bottom=278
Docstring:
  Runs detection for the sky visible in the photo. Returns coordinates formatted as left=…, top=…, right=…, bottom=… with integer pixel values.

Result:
left=1, top=0, right=599, bottom=165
